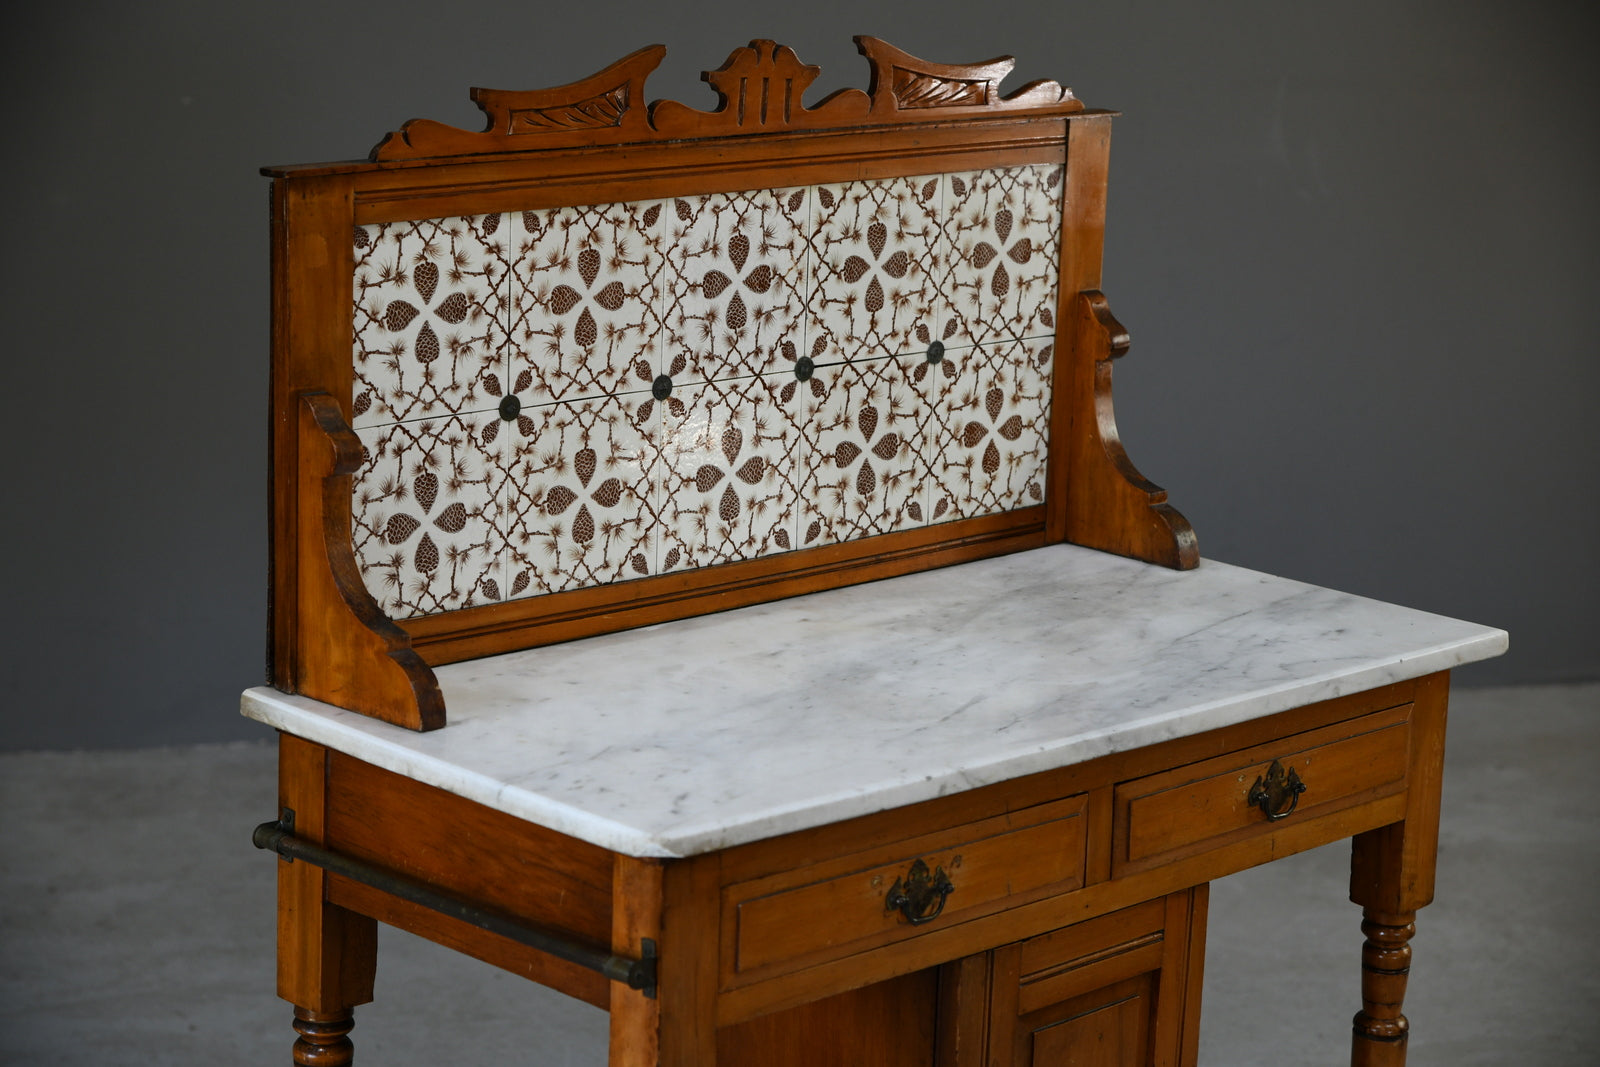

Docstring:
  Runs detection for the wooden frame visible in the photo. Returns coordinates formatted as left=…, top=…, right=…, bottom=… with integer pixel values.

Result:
left=266, top=36, right=1194, bottom=731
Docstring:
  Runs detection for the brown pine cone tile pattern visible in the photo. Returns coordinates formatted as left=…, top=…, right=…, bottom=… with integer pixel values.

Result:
left=501, top=393, right=659, bottom=596
left=348, top=167, right=1063, bottom=619
left=352, top=414, right=505, bottom=616
left=509, top=201, right=665, bottom=404
left=941, top=166, right=1064, bottom=345
left=663, top=188, right=810, bottom=384
left=800, top=355, right=926, bottom=547
left=352, top=214, right=509, bottom=428
left=922, top=339, right=1054, bottom=524
left=659, top=373, right=811, bottom=570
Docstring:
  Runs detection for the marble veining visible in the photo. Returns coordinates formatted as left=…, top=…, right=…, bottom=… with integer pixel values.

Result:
left=242, top=544, right=1507, bottom=858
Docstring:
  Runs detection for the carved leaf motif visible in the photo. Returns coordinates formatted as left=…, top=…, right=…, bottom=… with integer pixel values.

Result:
left=982, top=440, right=1001, bottom=474
left=865, top=277, right=885, bottom=313
left=384, top=514, right=421, bottom=544
left=414, top=471, right=439, bottom=514
left=991, top=262, right=1010, bottom=298
left=995, top=208, right=1013, bottom=245
left=859, top=404, right=879, bottom=442
left=743, top=264, right=774, bottom=293
left=971, top=243, right=998, bottom=270
left=961, top=421, right=987, bottom=448
left=435, top=291, right=470, bottom=324
left=893, top=69, right=987, bottom=109
left=881, top=251, right=910, bottom=279
left=575, top=307, right=598, bottom=347
left=1007, top=240, right=1033, bottom=265
left=545, top=486, right=578, bottom=514
left=721, top=426, right=743, bottom=464
left=643, top=204, right=662, bottom=228
left=384, top=300, right=420, bottom=331
left=718, top=484, right=741, bottom=522
left=578, top=248, right=601, bottom=289
left=574, top=447, right=597, bottom=487
left=510, top=85, right=628, bottom=132
left=591, top=477, right=623, bottom=508
left=856, top=461, right=877, bottom=497
left=840, top=256, right=871, bottom=284
left=549, top=285, right=582, bottom=315
left=572, top=504, right=595, bottom=544
left=415, top=533, right=440, bottom=573
left=414, top=261, right=439, bottom=303
left=867, top=222, right=887, bottom=260
left=593, top=281, right=627, bottom=311
left=735, top=456, right=766, bottom=484
left=834, top=441, right=862, bottom=467
left=728, top=232, right=750, bottom=272
left=774, top=528, right=791, bottom=549
left=433, top=502, right=468, bottom=533
left=997, top=414, right=1024, bottom=441
left=693, top=464, right=725, bottom=492
left=872, top=432, right=901, bottom=460
left=415, top=322, right=440, bottom=363
left=703, top=270, right=732, bottom=299
left=986, top=388, right=1004, bottom=421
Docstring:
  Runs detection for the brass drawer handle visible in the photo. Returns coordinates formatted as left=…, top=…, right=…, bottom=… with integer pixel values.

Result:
left=1248, top=759, right=1307, bottom=821
left=885, top=858, right=955, bottom=925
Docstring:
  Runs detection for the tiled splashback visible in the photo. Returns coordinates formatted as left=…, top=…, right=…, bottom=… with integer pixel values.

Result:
left=351, top=165, right=1063, bottom=619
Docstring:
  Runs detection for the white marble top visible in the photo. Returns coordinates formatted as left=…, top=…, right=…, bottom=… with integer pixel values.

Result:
left=242, top=545, right=1506, bottom=858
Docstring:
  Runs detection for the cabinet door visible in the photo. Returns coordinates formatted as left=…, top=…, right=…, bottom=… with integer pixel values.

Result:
left=938, top=886, right=1208, bottom=1067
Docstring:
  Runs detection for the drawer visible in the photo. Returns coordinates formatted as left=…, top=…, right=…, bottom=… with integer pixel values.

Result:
left=726, top=794, right=1088, bottom=982
left=1113, top=704, right=1412, bottom=876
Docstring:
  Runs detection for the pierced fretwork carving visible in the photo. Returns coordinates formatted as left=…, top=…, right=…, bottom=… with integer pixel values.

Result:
left=366, top=38, right=1081, bottom=163
left=857, top=36, right=1079, bottom=117
left=651, top=39, right=870, bottom=135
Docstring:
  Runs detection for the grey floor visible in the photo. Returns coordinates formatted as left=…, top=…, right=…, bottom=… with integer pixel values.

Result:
left=2, top=684, right=1595, bottom=1066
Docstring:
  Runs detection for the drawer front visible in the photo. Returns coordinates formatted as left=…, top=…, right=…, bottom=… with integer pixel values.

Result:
left=1114, top=704, right=1412, bottom=875
left=728, top=795, right=1088, bottom=980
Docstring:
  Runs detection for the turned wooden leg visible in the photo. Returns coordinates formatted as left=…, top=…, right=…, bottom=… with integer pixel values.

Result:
left=1351, top=909, right=1415, bottom=1065
left=292, top=1007, right=356, bottom=1066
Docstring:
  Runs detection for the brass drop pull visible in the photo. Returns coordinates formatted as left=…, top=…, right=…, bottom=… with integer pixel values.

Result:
left=1248, top=759, right=1307, bottom=821
left=884, top=858, right=955, bottom=925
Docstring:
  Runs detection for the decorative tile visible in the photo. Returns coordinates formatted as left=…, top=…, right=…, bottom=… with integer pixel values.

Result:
left=921, top=338, right=1053, bottom=524
left=662, top=187, right=810, bottom=383
left=508, top=201, right=665, bottom=405
left=808, top=175, right=945, bottom=363
left=799, top=355, right=927, bottom=549
left=353, top=413, right=505, bottom=618
left=658, top=373, right=810, bottom=570
left=500, top=392, right=659, bottom=598
left=941, top=165, right=1064, bottom=345
left=352, top=214, right=510, bottom=429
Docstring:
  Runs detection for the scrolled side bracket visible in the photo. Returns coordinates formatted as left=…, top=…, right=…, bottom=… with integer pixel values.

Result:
left=1061, top=291, right=1199, bottom=570
left=291, top=391, right=445, bottom=730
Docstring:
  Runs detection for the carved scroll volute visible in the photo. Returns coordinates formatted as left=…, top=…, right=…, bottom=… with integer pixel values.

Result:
left=650, top=39, right=870, bottom=136
left=371, top=45, right=666, bottom=161
left=855, top=36, right=1080, bottom=118
left=293, top=392, right=445, bottom=730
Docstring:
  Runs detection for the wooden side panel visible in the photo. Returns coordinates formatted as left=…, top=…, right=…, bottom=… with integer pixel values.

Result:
left=716, top=968, right=940, bottom=1067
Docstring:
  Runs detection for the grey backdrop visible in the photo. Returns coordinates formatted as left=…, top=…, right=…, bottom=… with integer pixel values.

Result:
left=4, top=1, right=1595, bottom=752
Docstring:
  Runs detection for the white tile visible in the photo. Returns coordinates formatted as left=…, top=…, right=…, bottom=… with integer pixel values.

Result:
left=940, top=165, right=1065, bottom=346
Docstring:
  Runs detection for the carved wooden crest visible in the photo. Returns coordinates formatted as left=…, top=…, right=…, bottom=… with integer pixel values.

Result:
left=371, top=37, right=1081, bottom=161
